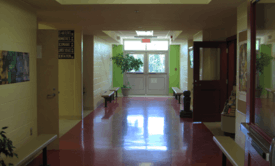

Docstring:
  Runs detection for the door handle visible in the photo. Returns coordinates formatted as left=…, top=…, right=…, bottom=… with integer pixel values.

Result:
left=47, top=93, right=56, bottom=97
left=270, top=138, right=275, bottom=165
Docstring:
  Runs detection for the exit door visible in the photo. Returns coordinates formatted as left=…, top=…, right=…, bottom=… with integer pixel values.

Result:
left=193, top=41, right=227, bottom=122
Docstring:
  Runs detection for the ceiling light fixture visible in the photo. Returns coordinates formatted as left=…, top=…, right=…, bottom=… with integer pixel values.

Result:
left=136, top=31, right=153, bottom=36
left=134, top=36, right=157, bottom=38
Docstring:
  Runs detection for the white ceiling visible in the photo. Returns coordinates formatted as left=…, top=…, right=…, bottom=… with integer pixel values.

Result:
left=56, top=0, right=212, bottom=4
left=22, top=0, right=247, bottom=43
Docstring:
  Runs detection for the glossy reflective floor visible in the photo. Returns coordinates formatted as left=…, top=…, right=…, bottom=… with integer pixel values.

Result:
left=28, top=97, right=233, bottom=166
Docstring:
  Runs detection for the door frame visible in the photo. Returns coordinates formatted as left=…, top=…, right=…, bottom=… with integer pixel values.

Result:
left=124, top=51, right=169, bottom=95
left=246, top=0, right=272, bottom=143
left=243, top=0, right=273, bottom=165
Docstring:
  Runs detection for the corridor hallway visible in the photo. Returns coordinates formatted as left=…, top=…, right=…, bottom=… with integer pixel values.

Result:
left=28, top=97, right=233, bottom=166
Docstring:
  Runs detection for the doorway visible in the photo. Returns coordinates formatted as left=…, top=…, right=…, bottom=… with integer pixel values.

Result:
left=123, top=40, right=169, bottom=96
left=193, top=41, right=228, bottom=122
left=125, top=51, right=169, bottom=95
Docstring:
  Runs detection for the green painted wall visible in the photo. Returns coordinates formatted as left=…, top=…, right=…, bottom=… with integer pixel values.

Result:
left=112, top=45, right=123, bottom=93
left=259, top=44, right=272, bottom=96
left=169, top=45, right=180, bottom=94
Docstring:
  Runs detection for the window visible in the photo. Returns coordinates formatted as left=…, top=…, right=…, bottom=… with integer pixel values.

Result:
left=124, top=41, right=146, bottom=50
left=148, top=54, right=165, bottom=73
left=147, top=41, right=169, bottom=51
left=256, top=39, right=260, bottom=51
left=128, top=54, right=144, bottom=72
left=124, top=40, right=169, bottom=51
left=189, top=49, right=194, bottom=68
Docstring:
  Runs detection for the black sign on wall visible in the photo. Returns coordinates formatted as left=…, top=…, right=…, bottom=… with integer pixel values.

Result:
left=58, top=30, right=74, bottom=59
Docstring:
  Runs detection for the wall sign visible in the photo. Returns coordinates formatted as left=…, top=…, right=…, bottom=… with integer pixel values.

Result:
left=58, top=30, right=74, bottom=59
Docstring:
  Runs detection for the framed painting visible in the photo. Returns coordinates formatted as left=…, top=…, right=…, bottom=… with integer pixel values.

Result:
left=0, top=50, right=30, bottom=85
left=239, top=41, right=247, bottom=102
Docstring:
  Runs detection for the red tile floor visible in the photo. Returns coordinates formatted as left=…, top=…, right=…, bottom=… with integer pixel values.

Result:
left=28, top=97, right=233, bottom=166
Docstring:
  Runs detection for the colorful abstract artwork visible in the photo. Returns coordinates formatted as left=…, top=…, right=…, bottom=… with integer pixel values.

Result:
left=239, top=41, right=247, bottom=92
left=0, top=50, right=29, bottom=85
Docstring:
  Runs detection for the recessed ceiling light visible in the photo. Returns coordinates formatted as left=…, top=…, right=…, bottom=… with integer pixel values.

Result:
left=136, top=31, right=153, bottom=36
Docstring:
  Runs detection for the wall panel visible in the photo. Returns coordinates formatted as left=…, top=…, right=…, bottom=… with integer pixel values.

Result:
left=93, top=36, right=112, bottom=109
left=0, top=0, right=37, bottom=149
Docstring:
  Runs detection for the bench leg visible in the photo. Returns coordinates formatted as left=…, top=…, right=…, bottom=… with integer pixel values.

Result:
left=105, top=98, right=107, bottom=107
left=178, top=95, right=181, bottom=104
left=222, top=153, right=226, bottom=166
left=40, top=147, right=50, bottom=166
left=116, top=91, right=118, bottom=98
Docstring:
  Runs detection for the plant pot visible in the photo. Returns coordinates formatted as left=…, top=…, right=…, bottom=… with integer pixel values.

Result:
left=255, top=89, right=262, bottom=98
left=121, top=88, right=130, bottom=96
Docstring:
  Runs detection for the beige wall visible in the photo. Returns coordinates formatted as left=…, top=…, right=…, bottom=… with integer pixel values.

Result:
left=235, top=1, right=247, bottom=150
left=58, top=29, right=83, bottom=119
left=83, top=35, right=94, bottom=110
left=203, top=26, right=237, bottom=41
left=179, top=40, right=188, bottom=91
left=93, top=36, right=112, bottom=109
left=0, top=0, right=37, bottom=149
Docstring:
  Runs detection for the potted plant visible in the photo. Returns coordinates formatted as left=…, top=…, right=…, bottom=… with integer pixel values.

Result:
left=255, top=52, right=274, bottom=98
left=0, top=127, right=18, bottom=166
left=110, top=53, right=143, bottom=96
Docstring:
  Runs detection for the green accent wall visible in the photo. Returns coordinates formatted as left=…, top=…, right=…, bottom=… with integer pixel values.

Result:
left=112, top=45, right=123, bottom=93
left=259, top=44, right=272, bottom=96
left=169, top=45, right=180, bottom=94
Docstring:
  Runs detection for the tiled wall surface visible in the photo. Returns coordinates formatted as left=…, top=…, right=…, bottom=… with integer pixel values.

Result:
left=188, top=40, right=194, bottom=107
left=235, top=1, right=247, bottom=150
left=0, top=0, right=37, bottom=149
left=93, top=36, right=112, bottom=109
left=179, top=40, right=188, bottom=91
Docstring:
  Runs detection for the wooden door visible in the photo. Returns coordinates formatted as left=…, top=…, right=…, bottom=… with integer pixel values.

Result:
left=193, top=42, right=227, bottom=122
left=243, top=0, right=275, bottom=165
left=37, top=30, right=59, bottom=150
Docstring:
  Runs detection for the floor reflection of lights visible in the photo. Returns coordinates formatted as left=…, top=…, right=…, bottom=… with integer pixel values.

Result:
left=139, top=163, right=154, bottom=166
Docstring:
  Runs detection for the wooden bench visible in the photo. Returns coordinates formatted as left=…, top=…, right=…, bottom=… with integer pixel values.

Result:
left=3, top=134, right=57, bottom=166
left=110, top=87, right=120, bottom=98
left=213, top=136, right=245, bottom=166
left=265, top=88, right=275, bottom=102
left=101, top=90, right=115, bottom=107
left=172, top=87, right=184, bottom=104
